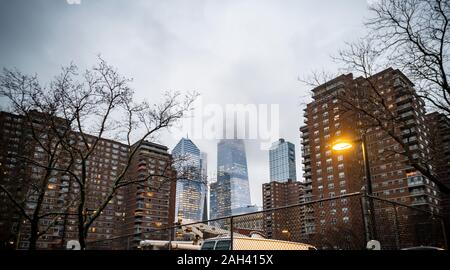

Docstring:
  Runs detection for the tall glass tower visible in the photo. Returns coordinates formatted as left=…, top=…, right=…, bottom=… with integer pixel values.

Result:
left=172, top=138, right=206, bottom=222
left=210, top=139, right=251, bottom=220
left=269, top=138, right=297, bottom=182
left=200, top=152, right=208, bottom=221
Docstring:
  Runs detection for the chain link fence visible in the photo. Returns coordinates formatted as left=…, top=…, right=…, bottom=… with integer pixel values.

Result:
left=85, top=193, right=448, bottom=250
left=368, top=195, right=447, bottom=250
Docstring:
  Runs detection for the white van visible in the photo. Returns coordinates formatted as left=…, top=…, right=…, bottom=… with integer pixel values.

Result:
left=201, top=236, right=317, bottom=250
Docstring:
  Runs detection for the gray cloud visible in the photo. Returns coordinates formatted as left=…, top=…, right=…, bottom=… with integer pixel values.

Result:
left=0, top=0, right=371, bottom=206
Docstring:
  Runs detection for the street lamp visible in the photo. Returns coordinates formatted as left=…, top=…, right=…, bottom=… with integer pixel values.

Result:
left=331, top=141, right=353, bottom=151
left=331, top=134, right=377, bottom=242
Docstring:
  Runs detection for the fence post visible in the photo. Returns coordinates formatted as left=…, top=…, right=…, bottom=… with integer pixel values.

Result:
left=360, top=195, right=370, bottom=245
left=230, top=217, right=234, bottom=251
left=440, top=218, right=448, bottom=250
left=393, top=205, right=401, bottom=250
left=168, top=226, right=173, bottom=251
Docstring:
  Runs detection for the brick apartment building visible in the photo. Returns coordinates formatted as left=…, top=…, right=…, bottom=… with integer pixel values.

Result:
left=262, top=180, right=306, bottom=242
left=118, top=141, right=176, bottom=250
left=300, top=68, right=441, bottom=248
left=426, top=112, right=450, bottom=236
left=0, top=111, right=176, bottom=250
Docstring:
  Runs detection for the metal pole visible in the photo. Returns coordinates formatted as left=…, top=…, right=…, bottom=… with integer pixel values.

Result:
left=361, top=134, right=372, bottom=195
left=440, top=218, right=448, bottom=250
left=360, top=196, right=370, bottom=244
left=361, top=134, right=377, bottom=241
left=168, top=226, right=172, bottom=250
left=393, top=206, right=401, bottom=249
left=230, top=217, right=234, bottom=251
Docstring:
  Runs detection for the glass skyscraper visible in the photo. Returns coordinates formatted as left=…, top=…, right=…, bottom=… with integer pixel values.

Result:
left=269, top=138, right=297, bottom=182
left=200, top=152, right=208, bottom=221
left=210, top=139, right=251, bottom=220
left=172, top=138, right=206, bottom=222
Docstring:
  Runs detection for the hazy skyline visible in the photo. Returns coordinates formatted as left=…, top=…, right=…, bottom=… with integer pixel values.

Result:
left=0, top=0, right=373, bottom=206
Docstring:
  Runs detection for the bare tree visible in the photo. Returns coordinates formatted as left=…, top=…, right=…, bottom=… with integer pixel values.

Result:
left=0, top=68, right=79, bottom=250
left=365, top=0, right=450, bottom=117
left=0, top=57, right=198, bottom=250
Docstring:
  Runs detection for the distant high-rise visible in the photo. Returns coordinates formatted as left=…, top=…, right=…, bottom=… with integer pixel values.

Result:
left=200, top=152, right=208, bottom=221
left=269, top=139, right=297, bottom=182
left=210, top=139, right=251, bottom=220
left=172, top=138, right=206, bottom=222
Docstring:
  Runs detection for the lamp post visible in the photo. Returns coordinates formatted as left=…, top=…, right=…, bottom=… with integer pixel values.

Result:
left=332, top=134, right=377, bottom=242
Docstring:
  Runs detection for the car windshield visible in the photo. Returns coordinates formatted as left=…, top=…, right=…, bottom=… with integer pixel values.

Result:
left=201, top=241, right=216, bottom=250
left=215, top=240, right=231, bottom=250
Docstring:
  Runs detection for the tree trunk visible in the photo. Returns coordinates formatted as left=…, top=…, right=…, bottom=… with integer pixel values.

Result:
left=28, top=219, right=39, bottom=250
left=77, top=202, right=86, bottom=250
left=78, top=223, right=86, bottom=250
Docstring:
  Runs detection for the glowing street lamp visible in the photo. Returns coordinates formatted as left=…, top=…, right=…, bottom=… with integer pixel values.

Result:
left=331, top=141, right=353, bottom=151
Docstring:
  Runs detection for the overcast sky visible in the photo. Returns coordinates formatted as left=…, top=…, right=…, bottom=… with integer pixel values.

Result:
left=0, top=0, right=373, bottom=207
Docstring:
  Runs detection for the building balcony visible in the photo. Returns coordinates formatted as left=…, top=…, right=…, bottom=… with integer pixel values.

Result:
left=411, top=199, right=427, bottom=206
left=400, top=111, right=415, bottom=120
left=408, top=180, right=424, bottom=187
left=397, top=103, right=413, bottom=113
left=409, top=189, right=426, bottom=196
left=396, top=96, right=413, bottom=105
